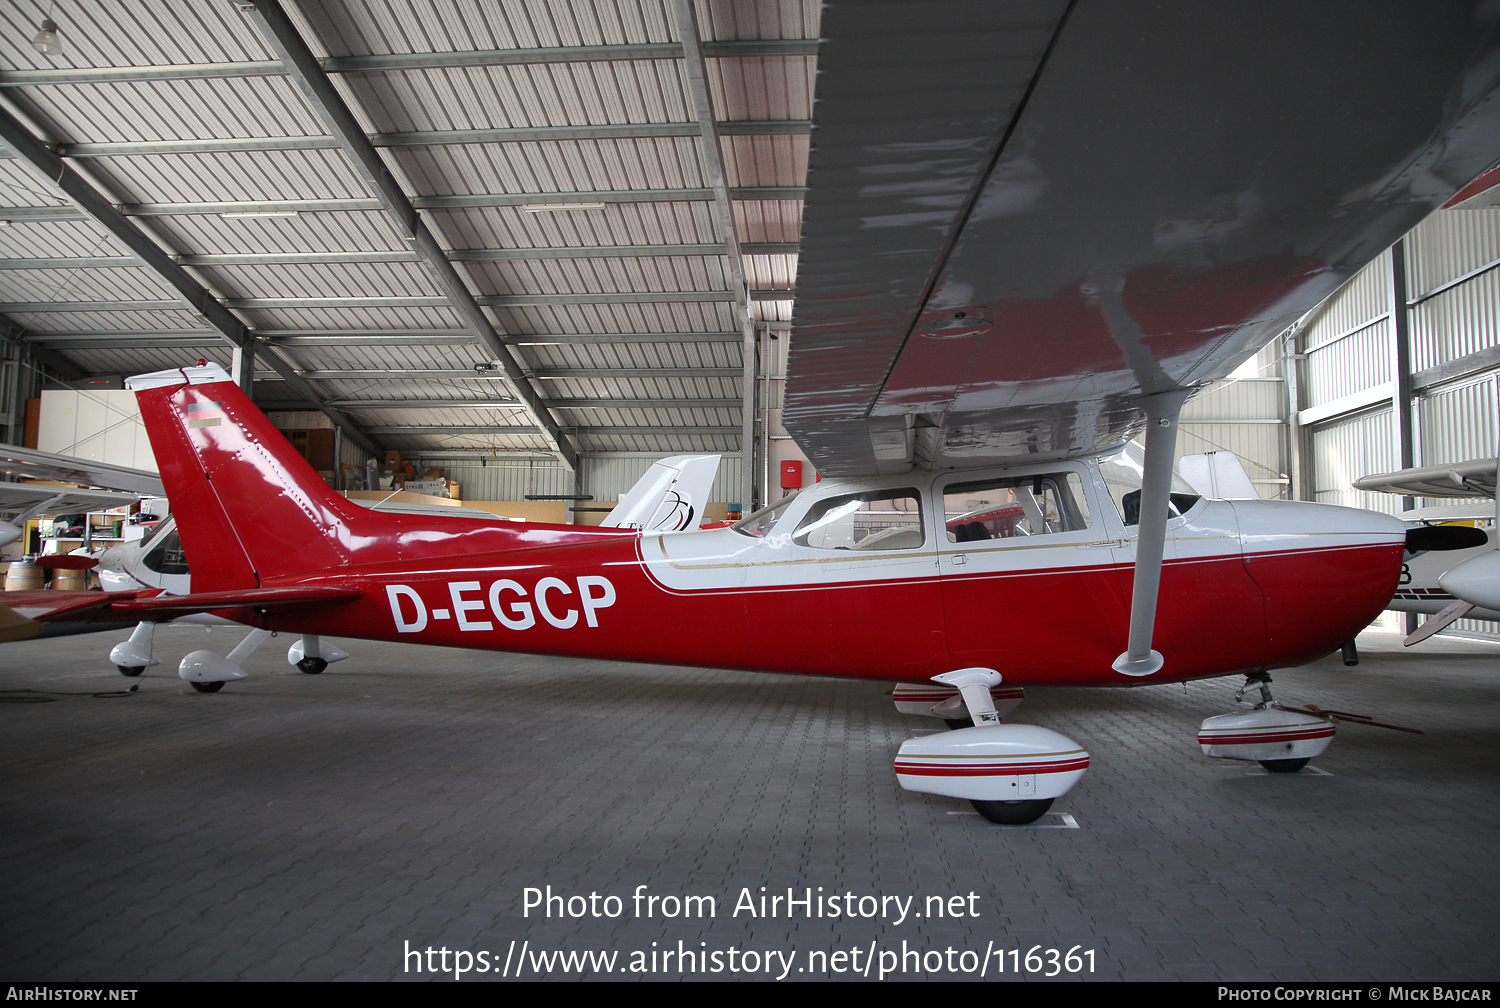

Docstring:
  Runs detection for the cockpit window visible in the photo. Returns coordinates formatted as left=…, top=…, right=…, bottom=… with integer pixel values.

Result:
left=793, top=489, right=923, bottom=550
left=141, top=528, right=190, bottom=575
left=731, top=493, right=800, bottom=538
left=942, top=473, right=1091, bottom=542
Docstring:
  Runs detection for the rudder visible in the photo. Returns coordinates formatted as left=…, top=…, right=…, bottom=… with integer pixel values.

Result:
left=127, top=363, right=364, bottom=592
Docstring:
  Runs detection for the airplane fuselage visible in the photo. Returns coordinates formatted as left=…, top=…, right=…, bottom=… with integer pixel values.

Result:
left=231, top=461, right=1405, bottom=687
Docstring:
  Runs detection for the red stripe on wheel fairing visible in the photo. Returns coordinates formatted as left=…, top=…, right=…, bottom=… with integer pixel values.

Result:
left=893, top=757, right=1090, bottom=777
left=1198, top=727, right=1334, bottom=745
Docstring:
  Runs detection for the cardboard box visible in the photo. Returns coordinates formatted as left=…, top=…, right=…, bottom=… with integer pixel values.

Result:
left=403, top=478, right=449, bottom=498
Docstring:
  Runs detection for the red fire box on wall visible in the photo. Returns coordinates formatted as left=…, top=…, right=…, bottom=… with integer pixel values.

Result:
left=781, top=460, right=803, bottom=489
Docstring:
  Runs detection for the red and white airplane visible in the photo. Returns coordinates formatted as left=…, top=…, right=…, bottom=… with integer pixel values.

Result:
left=21, top=2, right=1500, bottom=822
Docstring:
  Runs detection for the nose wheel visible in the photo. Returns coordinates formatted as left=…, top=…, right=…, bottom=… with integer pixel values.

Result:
left=1259, top=758, right=1310, bottom=773
left=970, top=798, right=1054, bottom=825
left=1199, top=674, right=1335, bottom=772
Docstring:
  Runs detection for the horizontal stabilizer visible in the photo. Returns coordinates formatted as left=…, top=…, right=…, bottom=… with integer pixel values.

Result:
left=3, top=589, right=131, bottom=623
left=110, top=585, right=364, bottom=618
left=0, top=603, right=42, bottom=642
left=34, top=555, right=99, bottom=570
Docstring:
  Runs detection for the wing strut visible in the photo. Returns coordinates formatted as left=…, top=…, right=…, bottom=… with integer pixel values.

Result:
left=1113, top=389, right=1191, bottom=678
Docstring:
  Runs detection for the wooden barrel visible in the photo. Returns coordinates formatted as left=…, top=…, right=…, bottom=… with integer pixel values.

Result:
left=4, top=561, right=43, bottom=591
left=52, top=567, right=88, bottom=591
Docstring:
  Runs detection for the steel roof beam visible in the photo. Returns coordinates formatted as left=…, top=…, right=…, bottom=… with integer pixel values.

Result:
left=31, top=335, right=226, bottom=349
left=0, top=122, right=812, bottom=159
left=454, top=242, right=800, bottom=261
left=0, top=300, right=196, bottom=312
left=0, top=257, right=140, bottom=269
left=0, top=189, right=804, bottom=221
left=0, top=41, right=819, bottom=87
left=372, top=425, right=740, bottom=435
left=0, top=105, right=383, bottom=457
left=31, top=329, right=761, bottom=346
left=670, top=0, right=760, bottom=514
left=0, top=291, right=789, bottom=311
left=504, top=332, right=741, bottom=344
left=259, top=368, right=742, bottom=379
left=258, top=398, right=738, bottom=410
left=0, top=243, right=798, bottom=270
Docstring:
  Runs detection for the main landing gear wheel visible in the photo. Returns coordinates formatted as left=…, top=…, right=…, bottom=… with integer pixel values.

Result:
left=1258, top=758, right=1309, bottom=773
left=969, top=798, right=1054, bottom=825
left=190, top=681, right=224, bottom=693
left=116, top=665, right=145, bottom=677
left=296, top=657, right=327, bottom=675
left=944, top=718, right=974, bottom=729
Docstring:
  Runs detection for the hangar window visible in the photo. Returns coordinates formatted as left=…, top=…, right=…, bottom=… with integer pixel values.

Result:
left=941, top=473, right=1090, bottom=542
left=793, top=489, right=923, bottom=550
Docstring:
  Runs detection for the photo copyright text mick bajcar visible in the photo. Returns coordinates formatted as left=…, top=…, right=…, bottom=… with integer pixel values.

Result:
left=400, top=885, right=1100, bottom=980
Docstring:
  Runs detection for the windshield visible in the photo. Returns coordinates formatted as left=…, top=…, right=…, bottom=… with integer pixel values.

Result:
left=731, top=492, right=800, bottom=537
left=1098, top=441, right=1201, bottom=525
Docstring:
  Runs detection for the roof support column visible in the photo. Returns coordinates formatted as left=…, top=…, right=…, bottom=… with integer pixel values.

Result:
left=1390, top=240, right=1417, bottom=513
left=670, top=0, right=758, bottom=513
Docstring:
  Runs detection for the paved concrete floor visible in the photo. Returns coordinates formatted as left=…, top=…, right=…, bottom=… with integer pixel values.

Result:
left=0, top=624, right=1496, bottom=982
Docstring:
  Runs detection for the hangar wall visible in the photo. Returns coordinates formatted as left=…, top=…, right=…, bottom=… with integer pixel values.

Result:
left=1293, top=200, right=1500, bottom=634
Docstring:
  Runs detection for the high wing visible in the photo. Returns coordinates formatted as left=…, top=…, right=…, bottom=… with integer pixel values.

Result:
left=787, top=2, right=1500, bottom=476
left=0, top=445, right=165, bottom=497
left=1354, top=458, right=1499, bottom=499
left=0, top=483, right=142, bottom=523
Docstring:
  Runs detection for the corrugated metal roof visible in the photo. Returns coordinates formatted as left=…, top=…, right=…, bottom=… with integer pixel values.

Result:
left=0, top=265, right=177, bottom=302
left=429, top=200, right=714, bottom=250
left=151, top=208, right=411, bottom=254
left=19, top=77, right=328, bottom=144
left=0, top=0, right=818, bottom=468
left=97, top=149, right=374, bottom=204
left=0, top=0, right=269, bottom=70
left=339, top=61, right=691, bottom=133
left=394, top=135, right=706, bottom=194
left=314, top=0, right=676, bottom=56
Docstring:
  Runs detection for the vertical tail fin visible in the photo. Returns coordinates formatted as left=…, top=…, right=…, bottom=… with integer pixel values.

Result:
left=601, top=455, right=721, bottom=531
left=127, top=363, right=365, bottom=592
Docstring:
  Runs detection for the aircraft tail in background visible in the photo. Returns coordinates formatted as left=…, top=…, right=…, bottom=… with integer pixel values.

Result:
left=601, top=455, right=721, bottom=532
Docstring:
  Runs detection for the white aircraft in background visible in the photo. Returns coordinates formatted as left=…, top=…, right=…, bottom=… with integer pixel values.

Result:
left=1353, top=458, right=1498, bottom=644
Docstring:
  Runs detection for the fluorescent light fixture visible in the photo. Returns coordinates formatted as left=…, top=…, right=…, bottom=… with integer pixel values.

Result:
left=0, top=221, right=10, bottom=228
left=518, top=203, right=606, bottom=213
left=220, top=210, right=301, bottom=219
left=31, top=18, right=60, bottom=55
